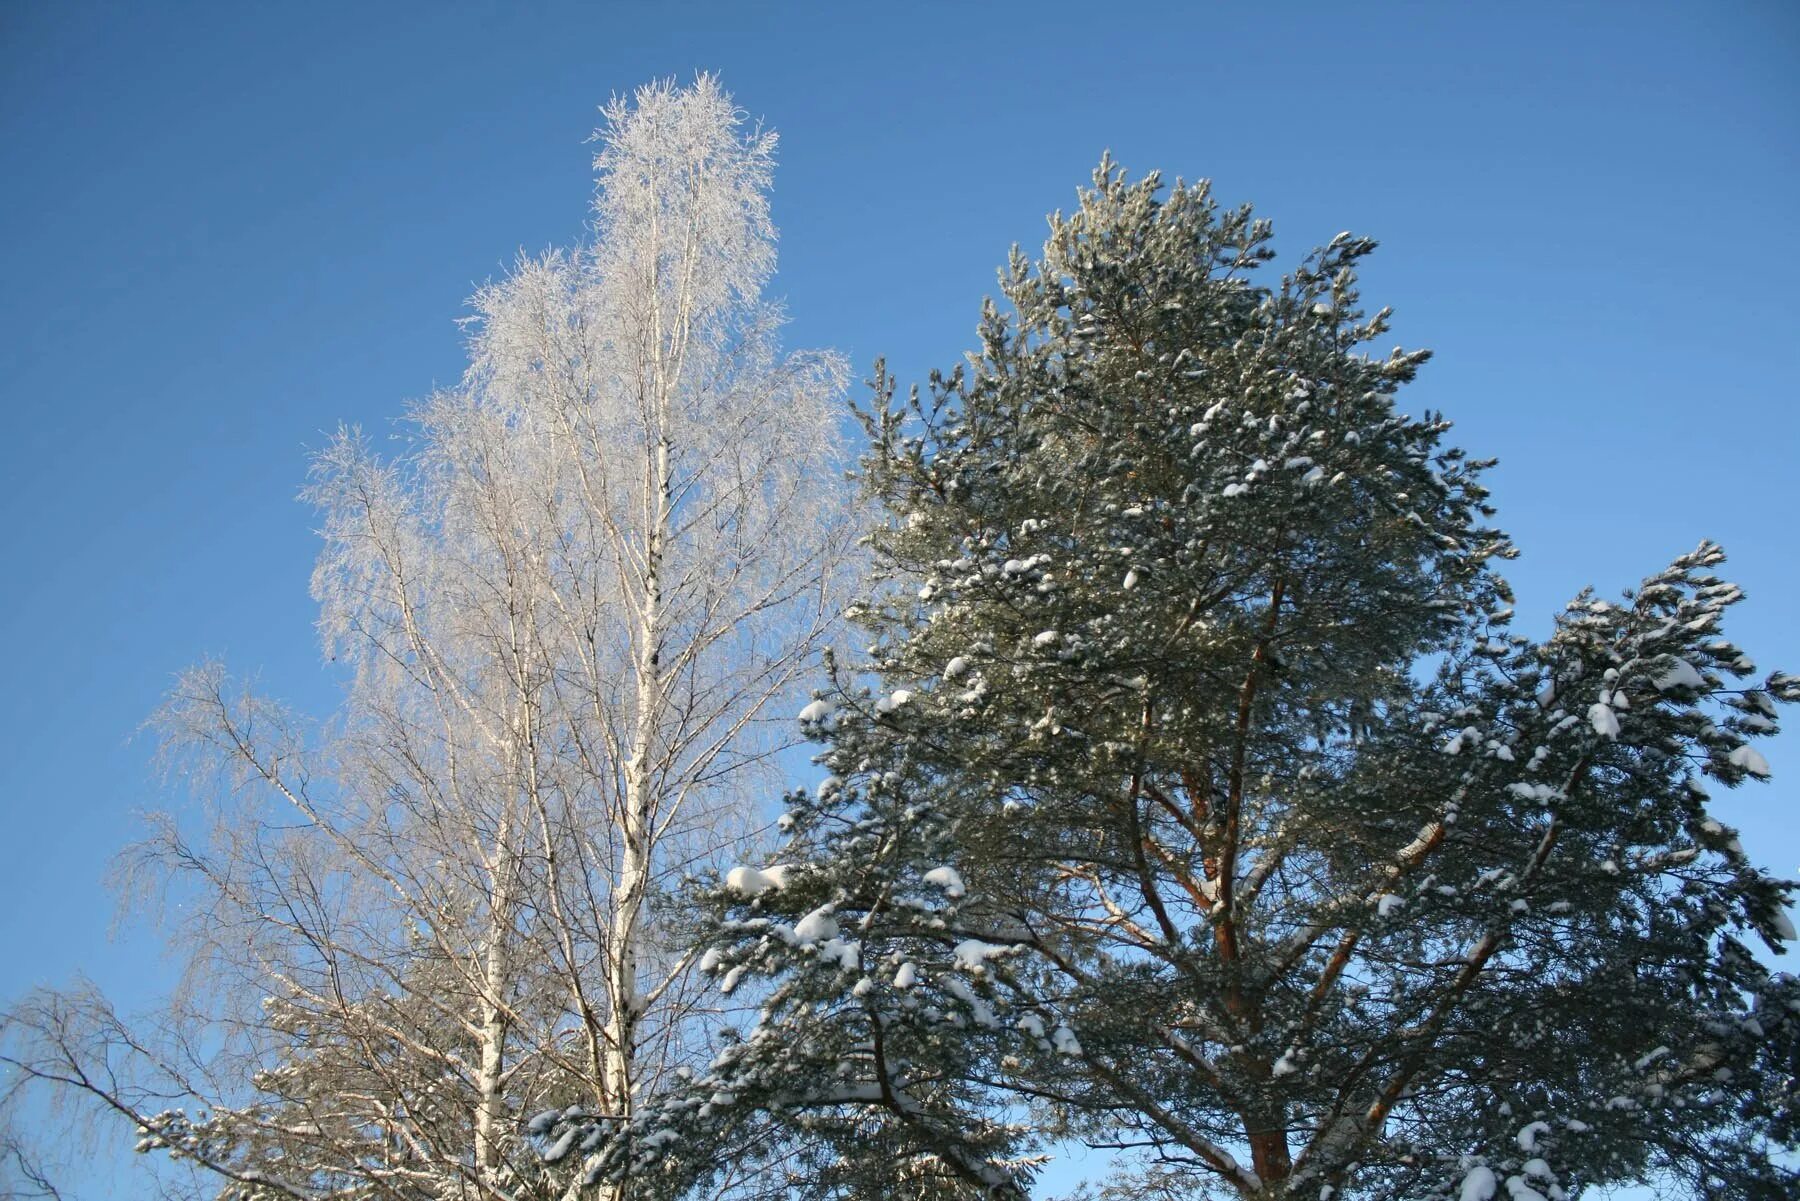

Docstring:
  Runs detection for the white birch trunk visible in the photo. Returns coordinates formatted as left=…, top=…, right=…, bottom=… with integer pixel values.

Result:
left=475, top=807, right=517, bottom=1188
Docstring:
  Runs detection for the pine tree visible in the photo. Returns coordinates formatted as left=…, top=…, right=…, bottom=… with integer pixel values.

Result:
left=542, top=162, right=1798, bottom=1201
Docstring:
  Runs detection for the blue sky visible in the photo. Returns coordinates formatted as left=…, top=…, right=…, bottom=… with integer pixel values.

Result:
left=2, top=1, right=1796, bottom=1194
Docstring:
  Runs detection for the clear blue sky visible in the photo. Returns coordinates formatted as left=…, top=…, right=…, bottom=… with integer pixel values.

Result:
left=2, top=1, right=1796, bottom=1195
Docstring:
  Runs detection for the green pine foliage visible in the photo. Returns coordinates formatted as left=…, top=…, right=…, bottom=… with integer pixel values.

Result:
left=541, top=162, right=1798, bottom=1201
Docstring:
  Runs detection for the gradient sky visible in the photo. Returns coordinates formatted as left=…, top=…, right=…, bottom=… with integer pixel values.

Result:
left=2, top=2, right=1797, bottom=1195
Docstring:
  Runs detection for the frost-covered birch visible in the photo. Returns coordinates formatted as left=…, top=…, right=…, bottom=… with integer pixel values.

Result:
left=1, top=76, right=853, bottom=1201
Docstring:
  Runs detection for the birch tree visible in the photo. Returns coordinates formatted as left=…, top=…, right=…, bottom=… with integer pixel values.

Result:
left=550, top=163, right=1799, bottom=1201
left=1, top=75, right=852, bottom=1201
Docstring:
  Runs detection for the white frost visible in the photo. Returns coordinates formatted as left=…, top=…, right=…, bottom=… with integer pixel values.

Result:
left=1587, top=703, right=1620, bottom=739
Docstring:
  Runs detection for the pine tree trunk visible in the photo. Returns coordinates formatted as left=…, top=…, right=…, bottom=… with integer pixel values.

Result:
left=1246, top=1118, right=1292, bottom=1190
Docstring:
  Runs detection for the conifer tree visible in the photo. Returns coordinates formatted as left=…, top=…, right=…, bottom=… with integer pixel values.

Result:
left=542, top=163, right=1798, bottom=1201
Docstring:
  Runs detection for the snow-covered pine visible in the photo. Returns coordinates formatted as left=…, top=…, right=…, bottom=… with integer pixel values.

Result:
left=543, top=161, right=1799, bottom=1201
left=1, top=77, right=855, bottom=1201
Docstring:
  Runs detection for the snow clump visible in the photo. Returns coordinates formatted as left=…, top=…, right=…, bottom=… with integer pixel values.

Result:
left=725, top=865, right=791, bottom=896
left=922, top=866, right=966, bottom=898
